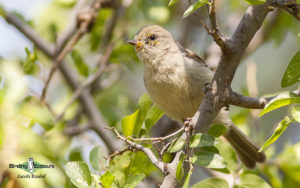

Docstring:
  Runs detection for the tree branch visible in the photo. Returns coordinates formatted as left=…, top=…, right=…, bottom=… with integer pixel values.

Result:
left=2, top=4, right=123, bottom=154
left=193, top=1, right=275, bottom=133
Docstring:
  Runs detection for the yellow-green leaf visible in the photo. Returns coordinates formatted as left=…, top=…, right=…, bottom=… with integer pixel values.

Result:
left=240, top=173, right=271, bottom=188
left=168, top=138, right=186, bottom=153
left=243, top=0, right=266, bottom=5
left=260, top=116, right=293, bottom=151
left=100, top=171, right=115, bottom=188
left=259, top=92, right=300, bottom=117
left=145, top=104, right=164, bottom=130
left=168, top=0, right=179, bottom=6
left=182, top=0, right=209, bottom=18
left=292, top=105, right=300, bottom=123
left=121, top=109, right=141, bottom=137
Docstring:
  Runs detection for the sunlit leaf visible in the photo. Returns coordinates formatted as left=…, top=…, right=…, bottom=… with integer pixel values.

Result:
left=22, top=47, right=38, bottom=74
left=65, top=161, right=92, bottom=188
left=121, top=109, right=141, bottom=137
left=100, top=171, right=115, bottom=188
left=145, top=104, right=164, bottom=130
left=89, top=146, right=106, bottom=171
left=168, top=138, right=186, bottom=153
left=70, top=50, right=89, bottom=77
left=243, top=0, right=266, bottom=5
left=191, top=147, right=227, bottom=169
left=281, top=50, right=300, bottom=88
left=190, top=133, right=217, bottom=148
left=259, top=92, right=300, bottom=117
left=292, top=105, right=300, bottom=123
left=123, top=174, right=145, bottom=188
left=168, top=0, right=179, bottom=6
left=191, top=177, right=229, bottom=188
left=260, top=116, right=293, bottom=151
left=240, top=173, right=271, bottom=188
left=208, top=124, right=228, bottom=137
left=182, top=0, right=209, bottom=18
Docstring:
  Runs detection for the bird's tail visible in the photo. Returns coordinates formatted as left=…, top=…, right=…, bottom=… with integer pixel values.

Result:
left=223, top=124, right=266, bottom=169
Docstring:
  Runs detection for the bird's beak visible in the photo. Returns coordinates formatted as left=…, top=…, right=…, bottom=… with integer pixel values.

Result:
left=127, top=39, right=137, bottom=46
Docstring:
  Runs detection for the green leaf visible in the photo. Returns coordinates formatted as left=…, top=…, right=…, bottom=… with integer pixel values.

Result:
left=183, top=171, right=192, bottom=188
left=167, top=138, right=186, bottom=153
left=168, top=0, right=179, bottom=6
left=23, top=47, right=38, bottom=74
left=121, top=93, right=153, bottom=137
left=182, top=0, right=209, bottom=18
left=292, top=105, right=300, bottom=123
left=123, top=174, right=145, bottom=188
left=89, top=146, right=106, bottom=171
left=240, top=173, right=271, bottom=188
left=121, top=109, right=141, bottom=137
left=208, top=124, right=228, bottom=137
left=68, top=147, right=83, bottom=162
left=260, top=116, right=293, bottom=151
left=190, top=133, right=217, bottom=148
left=191, top=177, right=229, bottom=188
left=65, top=161, right=92, bottom=188
left=137, top=93, right=152, bottom=115
left=282, top=50, right=300, bottom=87
left=70, top=50, right=89, bottom=77
left=215, top=140, right=238, bottom=173
left=243, top=0, right=266, bottom=5
left=176, top=155, right=185, bottom=182
left=191, top=147, right=227, bottom=169
left=259, top=92, right=300, bottom=117
left=100, top=171, right=115, bottom=188
left=145, top=104, right=164, bottom=130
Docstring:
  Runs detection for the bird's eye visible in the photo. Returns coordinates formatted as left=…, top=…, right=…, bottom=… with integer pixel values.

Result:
left=149, top=35, right=156, bottom=40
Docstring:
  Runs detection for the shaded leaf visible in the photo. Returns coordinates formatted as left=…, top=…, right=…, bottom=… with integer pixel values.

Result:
left=100, top=171, right=115, bottom=188
left=182, top=0, right=209, bottom=18
left=191, top=177, right=229, bottom=188
left=176, top=155, right=185, bottom=182
left=208, top=124, right=228, bottom=137
left=281, top=50, right=300, bottom=87
left=260, top=116, right=293, bottom=151
left=190, top=133, right=217, bottom=148
left=292, top=105, right=300, bottom=123
left=168, top=138, right=186, bottom=153
left=70, top=50, right=89, bottom=77
left=69, top=147, right=83, bottom=162
left=243, top=0, right=266, bottom=5
left=191, top=147, right=226, bottom=169
left=65, top=161, right=92, bottom=188
left=259, top=92, right=300, bottom=117
left=145, top=104, right=164, bottom=130
left=240, top=173, right=271, bottom=188
left=89, top=146, right=106, bottom=171
left=123, top=174, right=145, bottom=188
left=168, top=0, right=179, bottom=6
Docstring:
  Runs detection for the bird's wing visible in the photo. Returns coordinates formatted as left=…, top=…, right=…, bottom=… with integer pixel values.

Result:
left=176, top=42, right=210, bottom=67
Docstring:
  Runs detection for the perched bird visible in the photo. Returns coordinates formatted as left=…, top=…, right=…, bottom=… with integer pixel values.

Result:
left=127, top=25, right=265, bottom=168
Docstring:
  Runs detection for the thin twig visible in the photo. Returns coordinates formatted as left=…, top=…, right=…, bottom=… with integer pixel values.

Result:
left=105, top=146, right=131, bottom=169
left=105, top=126, right=167, bottom=174
left=128, top=127, right=184, bottom=143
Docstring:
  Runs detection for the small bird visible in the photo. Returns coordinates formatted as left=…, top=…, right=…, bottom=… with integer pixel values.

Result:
left=128, top=25, right=265, bottom=168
